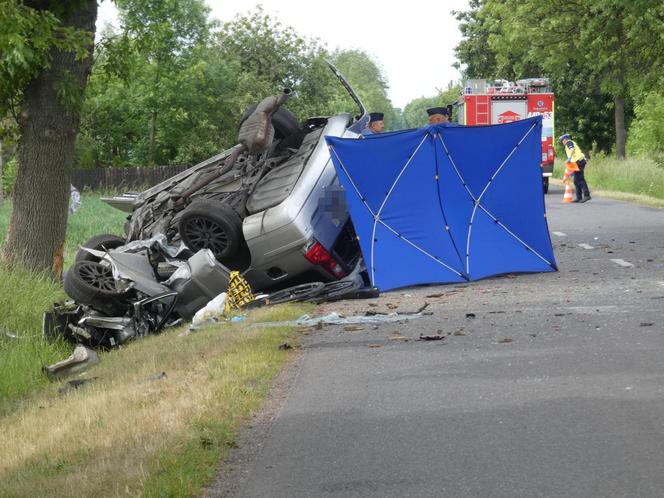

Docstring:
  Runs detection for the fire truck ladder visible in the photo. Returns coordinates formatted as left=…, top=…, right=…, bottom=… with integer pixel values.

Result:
left=475, top=95, right=490, bottom=125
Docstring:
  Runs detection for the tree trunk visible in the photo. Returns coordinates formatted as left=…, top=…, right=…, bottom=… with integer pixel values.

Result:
left=614, top=95, right=627, bottom=160
left=0, top=140, right=4, bottom=205
left=2, top=1, right=97, bottom=277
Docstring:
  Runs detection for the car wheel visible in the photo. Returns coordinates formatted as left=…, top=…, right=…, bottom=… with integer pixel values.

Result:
left=75, top=234, right=126, bottom=263
left=239, top=106, right=300, bottom=139
left=178, top=200, right=244, bottom=262
left=543, top=177, right=549, bottom=194
left=64, top=261, right=126, bottom=315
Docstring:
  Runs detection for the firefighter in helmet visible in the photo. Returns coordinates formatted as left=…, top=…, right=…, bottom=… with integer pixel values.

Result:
left=361, top=112, right=385, bottom=137
left=559, top=133, right=591, bottom=202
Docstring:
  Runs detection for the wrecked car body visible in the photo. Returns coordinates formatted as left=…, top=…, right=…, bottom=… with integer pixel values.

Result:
left=47, top=63, right=371, bottom=348
left=102, top=62, right=366, bottom=290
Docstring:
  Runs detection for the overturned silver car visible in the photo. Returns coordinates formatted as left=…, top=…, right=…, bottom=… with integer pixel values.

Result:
left=102, top=63, right=366, bottom=289
left=48, top=64, right=373, bottom=348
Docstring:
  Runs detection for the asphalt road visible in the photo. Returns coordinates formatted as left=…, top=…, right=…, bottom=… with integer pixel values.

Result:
left=236, top=189, right=664, bottom=498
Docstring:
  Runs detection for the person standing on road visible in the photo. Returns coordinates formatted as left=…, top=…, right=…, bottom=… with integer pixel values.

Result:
left=560, top=133, right=591, bottom=202
left=361, top=112, right=385, bottom=137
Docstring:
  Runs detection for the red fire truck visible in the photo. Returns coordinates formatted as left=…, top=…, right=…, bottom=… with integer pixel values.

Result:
left=455, top=78, right=555, bottom=193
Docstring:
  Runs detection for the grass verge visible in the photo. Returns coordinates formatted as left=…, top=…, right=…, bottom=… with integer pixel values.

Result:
left=552, top=155, right=664, bottom=206
left=0, top=265, right=70, bottom=406
left=0, top=194, right=126, bottom=407
left=0, top=302, right=310, bottom=498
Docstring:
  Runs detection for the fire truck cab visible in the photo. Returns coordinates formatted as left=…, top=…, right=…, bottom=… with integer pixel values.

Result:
left=455, top=78, right=555, bottom=193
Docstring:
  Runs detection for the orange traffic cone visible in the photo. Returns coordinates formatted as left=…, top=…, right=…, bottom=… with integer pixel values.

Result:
left=562, top=181, right=574, bottom=203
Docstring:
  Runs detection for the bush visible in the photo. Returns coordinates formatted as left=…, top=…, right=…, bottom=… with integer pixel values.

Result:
left=2, top=157, right=17, bottom=195
left=628, top=92, right=664, bottom=167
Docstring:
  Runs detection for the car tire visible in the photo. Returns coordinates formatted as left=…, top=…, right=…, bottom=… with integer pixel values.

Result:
left=543, top=177, right=549, bottom=194
left=75, top=234, right=126, bottom=263
left=239, top=105, right=300, bottom=139
left=64, top=260, right=126, bottom=315
left=178, top=200, right=244, bottom=262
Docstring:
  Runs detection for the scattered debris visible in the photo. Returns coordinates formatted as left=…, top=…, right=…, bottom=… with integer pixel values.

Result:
left=43, top=345, right=100, bottom=380
left=418, top=333, right=447, bottom=341
left=343, top=325, right=364, bottom=332
left=465, top=313, right=476, bottom=319
left=388, top=332, right=408, bottom=342
left=498, top=337, right=513, bottom=343
left=278, top=343, right=293, bottom=350
left=251, top=311, right=425, bottom=328
left=453, top=330, right=466, bottom=336
left=58, top=377, right=98, bottom=394
left=366, top=302, right=430, bottom=316
left=639, top=322, right=654, bottom=327
left=192, top=292, right=227, bottom=326
left=529, top=333, right=537, bottom=338
left=368, top=344, right=382, bottom=348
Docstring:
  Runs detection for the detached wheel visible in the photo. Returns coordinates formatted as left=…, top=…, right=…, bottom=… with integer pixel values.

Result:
left=178, top=200, right=243, bottom=262
left=64, top=261, right=126, bottom=315
left=75, top=234, right=125, bottom=263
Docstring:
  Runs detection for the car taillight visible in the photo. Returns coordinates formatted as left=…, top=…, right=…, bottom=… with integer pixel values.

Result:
left=304, top=241, right=347, bottom=278
left=547, top=145, right=554, bottom=161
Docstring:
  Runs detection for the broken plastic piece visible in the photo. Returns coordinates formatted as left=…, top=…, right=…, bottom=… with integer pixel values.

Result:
left=43, top=345, right=100, bottom=380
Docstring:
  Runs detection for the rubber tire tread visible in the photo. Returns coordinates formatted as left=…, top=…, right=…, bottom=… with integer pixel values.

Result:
left=75, top=234, right=126, bottom=263
left=178, top=200, right=244, bottom=262
left=63, top=261, right=126, bottom=315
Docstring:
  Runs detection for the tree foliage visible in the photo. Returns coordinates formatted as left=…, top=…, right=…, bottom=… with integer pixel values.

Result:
left=77, top=6, right=396, bottom=168
left=0, top=1, right=92, bottom=120
left=453, top=0, right=664, bottom=158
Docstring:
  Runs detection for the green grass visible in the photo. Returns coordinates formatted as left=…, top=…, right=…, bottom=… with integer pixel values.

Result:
left=0, top=266, right=70, bottom=407
left=553, top=155, right=664, bottom=201
left=0, top=193, right=127, bottom=408
left=0, top=191, right=313, bottom=497
left=0, top=304, right=309, bottom=498
left=0, top=192, right=127, bottom=268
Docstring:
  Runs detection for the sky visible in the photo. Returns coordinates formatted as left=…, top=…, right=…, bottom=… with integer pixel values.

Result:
left=97, top=0, right=470, bottom=109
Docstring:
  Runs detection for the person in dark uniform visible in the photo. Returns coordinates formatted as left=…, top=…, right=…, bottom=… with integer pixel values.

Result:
left=560, top=133, right=591, bottom=202
left=426, top=107, right=457, bottom=126
left=361, top=112, right=385, bottom=136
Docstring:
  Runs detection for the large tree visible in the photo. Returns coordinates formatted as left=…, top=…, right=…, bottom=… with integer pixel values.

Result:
left=1, top=0, right=97, bottom=276
left=79, top=0, right=221, bottom=167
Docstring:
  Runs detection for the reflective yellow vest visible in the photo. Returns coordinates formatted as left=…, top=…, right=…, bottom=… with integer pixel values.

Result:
left=564, top=140, right=585, bottom=163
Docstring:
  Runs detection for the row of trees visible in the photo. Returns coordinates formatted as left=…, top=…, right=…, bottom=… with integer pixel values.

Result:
left=77, top=5, right=408, bottom=169
left=453, top=0, right=664, bottom=160
left=1, top=1, right=424, bottom=274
